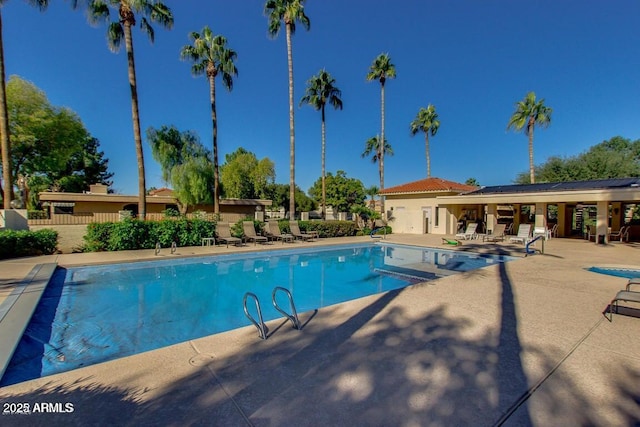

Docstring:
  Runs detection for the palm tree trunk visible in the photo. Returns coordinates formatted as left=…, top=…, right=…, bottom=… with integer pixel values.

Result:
left=425, top=134, right=430, bottom=178
left=321, top=104, right=326, bottom=220
left=286, top=23, right=296, bottom=218
left=209, top=73, right=220, bottom=214
left=0, top=10, right=12, bottom=209
left=379, top=81, right=385, bottom=218
left=123, top=22, right=146, bottom=219
left=528, top=121, right=535, bottom=184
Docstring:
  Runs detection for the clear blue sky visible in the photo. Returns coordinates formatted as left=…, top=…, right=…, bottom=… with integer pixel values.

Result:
left=4, top=0, right=640, bottom=195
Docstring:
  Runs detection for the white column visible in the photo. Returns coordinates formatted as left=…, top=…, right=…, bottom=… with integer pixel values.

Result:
left=596, top=201, right=609, bottom=244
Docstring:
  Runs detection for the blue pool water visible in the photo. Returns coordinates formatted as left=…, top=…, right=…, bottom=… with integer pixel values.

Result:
left=1, top=243, right=513, bottom=385
left=587, top=266, right=640, bottom=279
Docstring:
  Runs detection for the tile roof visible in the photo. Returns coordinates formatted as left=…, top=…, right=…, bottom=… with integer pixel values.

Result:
left=379, top=177, right=477, bottom=195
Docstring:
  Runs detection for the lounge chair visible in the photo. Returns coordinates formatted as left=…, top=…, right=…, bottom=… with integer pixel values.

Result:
left=289, top=220, right=316, bottom=241
left=266, top=221, right=294, bottom=244
left=216, top=222, right=242, bottom=247
left=608, top=280, right=640, bottom=321
left=483, top=223, right=506, bottom=242
left=243, top=221, right=268, bottom=245
left=455, top=223, right=478, bottom=240
left=609, top=226, right=629, bottom=242
left=509, top=224, right=532, bottom=244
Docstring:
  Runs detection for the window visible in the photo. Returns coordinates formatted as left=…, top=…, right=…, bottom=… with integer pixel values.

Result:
left=435, top=206, right=439, bottom=227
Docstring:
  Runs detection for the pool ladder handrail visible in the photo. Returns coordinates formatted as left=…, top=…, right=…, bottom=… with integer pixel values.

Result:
left=243, top=292, right=268, bottom=339
left=242, top=287, right=301, bottom=339
left=272, top=286, right=301, bottom=330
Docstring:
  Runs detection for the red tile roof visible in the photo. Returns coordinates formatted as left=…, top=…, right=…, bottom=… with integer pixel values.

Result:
left=379, top=177, right=477, bottom=195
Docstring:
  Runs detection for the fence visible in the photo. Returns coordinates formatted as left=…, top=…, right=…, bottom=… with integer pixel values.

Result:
left=28, top=212, right=249, bottom=226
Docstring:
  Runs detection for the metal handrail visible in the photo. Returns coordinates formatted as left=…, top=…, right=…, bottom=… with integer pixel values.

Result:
left=243, top=292, right=268, bottom=339
left=272, top=286, right=301, bottom=330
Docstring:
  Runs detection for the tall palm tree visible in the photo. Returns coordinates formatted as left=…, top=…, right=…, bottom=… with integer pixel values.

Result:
left=75, top=0, right=173, bottom=218
left=180, top=26, right=237, bottom=215
left=362, top=135, right=393, bottom=193
left=366, top=53, right=395, bottom=217
left=507, top=91, right=552, bottom=184
left=0, top=0, right=48, bottom=209
left=410, top=104, right=440, bottom=178
left=300, top=69, right=342, bottom=219
left=264, top=0, right=310, bottom=219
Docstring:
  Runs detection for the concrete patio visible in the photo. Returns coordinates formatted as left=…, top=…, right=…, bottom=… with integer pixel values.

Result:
left=0, top=234, right=639, bottom=426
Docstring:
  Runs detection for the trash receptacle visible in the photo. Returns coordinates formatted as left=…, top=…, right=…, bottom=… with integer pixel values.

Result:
left=597, top=235, right=606, bottom=244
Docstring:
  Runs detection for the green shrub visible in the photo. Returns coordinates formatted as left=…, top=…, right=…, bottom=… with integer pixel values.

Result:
left=279, top=220, right=359, bottom=238
left=0, top=229, right=58, bottom=259
left=83, top=218, right=217, bottom=252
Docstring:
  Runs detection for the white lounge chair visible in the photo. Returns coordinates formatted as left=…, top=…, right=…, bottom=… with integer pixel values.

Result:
left=455, top=223, right=478, bottom=240
left=509, top=224, right=532, bottom=244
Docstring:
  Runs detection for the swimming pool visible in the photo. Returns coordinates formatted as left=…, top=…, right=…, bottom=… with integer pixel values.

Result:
left=1, top=243, right=513, bottom=385
left=587, top=266, right=640, bottom=279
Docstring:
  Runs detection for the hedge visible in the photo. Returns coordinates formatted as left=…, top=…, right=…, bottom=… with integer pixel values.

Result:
left=0, top=229, right=58, bottom=259
left=83, top=218, right=216, bottom=252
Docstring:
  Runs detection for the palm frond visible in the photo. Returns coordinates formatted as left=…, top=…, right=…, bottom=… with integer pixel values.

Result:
left=106, top=22, right=124, bottom=52
left=139, top=17, right=155, bottom=43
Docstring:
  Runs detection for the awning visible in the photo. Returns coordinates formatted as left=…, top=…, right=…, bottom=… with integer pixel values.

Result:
left=51, top=202, right=75, bottom=207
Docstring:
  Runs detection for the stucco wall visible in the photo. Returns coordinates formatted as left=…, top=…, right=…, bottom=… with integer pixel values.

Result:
left=30, top=224, right=87, bottom=253
left=385, top=195, right=448, bottom=235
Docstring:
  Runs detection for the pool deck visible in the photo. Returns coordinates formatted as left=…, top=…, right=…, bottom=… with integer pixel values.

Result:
left=0, top=235, right=639, bottom=426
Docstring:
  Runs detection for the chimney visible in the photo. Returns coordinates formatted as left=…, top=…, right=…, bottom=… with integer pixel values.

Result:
left=89, top=184, right=109, bottom=194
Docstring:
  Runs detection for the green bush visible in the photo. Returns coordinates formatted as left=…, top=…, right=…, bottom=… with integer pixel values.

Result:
left=0, top=229, right=58, bottom=259
left=83, top=218, right=216, bottom=252
left=279, top=220, right=360, bottom=238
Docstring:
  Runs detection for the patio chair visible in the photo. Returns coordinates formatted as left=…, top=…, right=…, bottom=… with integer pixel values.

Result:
left=608, top=281, right=640, bottom=321
left=533, top=226, right=548, bottom=240
left=548, top=223, right=558, bottom=238
left=455, top=222, right=478, bottom=240
left=609, top=225, right=629, bottom=242
left=266, top=221, right=294, bottom=244
left=289, top=220, right=316, bottom=241
left=504, top=223, right=514, bottom=235
left=242, top=221, right=268, bottom=245
left=216, top=222, right=242, bottom=247
left=586, top=225, right=596, bottom=241
left=483, top=223, right=506, bottom=242
left=509, top=224, right=532, bottom=244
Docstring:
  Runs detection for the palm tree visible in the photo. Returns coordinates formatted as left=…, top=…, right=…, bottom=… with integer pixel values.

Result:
left=75, top=0, right=173, bottom=218
left=300, top=69, right=342, bottom=219
left=264, top=0, right=310, bottom=219
left=410, top=104, right=440, bottom=178
left=0, top=0, right=48, bottom=209
left=365, top=185, right=379, bottom=210
left=507, top=91, right=552, bottom=184
left=366, top=53, right=395, bottom=216
left=180, top=26, right=237, bottom=215
left=362, top=135, right=393, bottom=193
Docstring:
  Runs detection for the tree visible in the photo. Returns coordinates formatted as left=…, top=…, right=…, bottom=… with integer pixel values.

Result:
left=410, top=104, right=440, bottom=178
left=366, top=53, right=396, bottom=216
left=219, top=147, right=275, bottom=200
left=75, top=0, right=174, bottom=218
left=507, top=91, right=552, bottom=184
left=515, top=136, right=640, bottom=184
left=300, top=68, right=342, bottom=219
left=6, top=76, right=113, bottom=208
left=361, top=135, right=393, bottom=192
left=308, top=170, right=365, bottom=213
left=264, top=0, right=310, bottom=218
left=265, top=182, right=315, bottom=213
left=365, top=185, right=379, bottom=209
left=0, top=0, right=49, bottom=209
left=146, top=125, right=213, bottom=213
left=180, top=26, right=238, bottom=215
left=465, top=177, right=479, bottom=187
